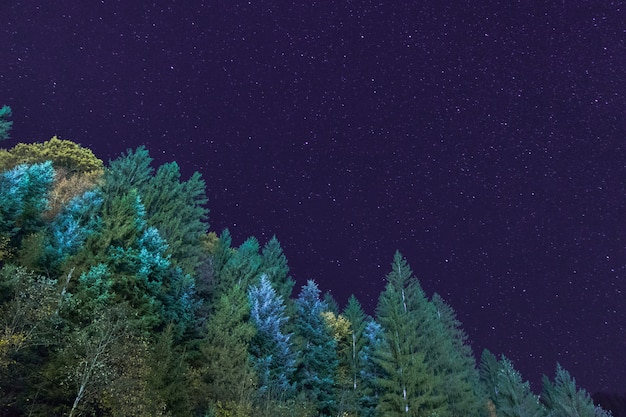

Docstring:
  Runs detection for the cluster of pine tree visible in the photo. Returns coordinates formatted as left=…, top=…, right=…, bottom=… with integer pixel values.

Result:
left=0, top=113, right=613, bottom=416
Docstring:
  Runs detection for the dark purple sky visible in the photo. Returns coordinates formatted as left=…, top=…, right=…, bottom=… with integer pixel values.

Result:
left=2, top=1, right=625, bottom=395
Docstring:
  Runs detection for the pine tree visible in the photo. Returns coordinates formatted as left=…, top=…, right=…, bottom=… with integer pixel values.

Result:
left=248, top=274, right=296, bottom=402
left=294, top=280, right=338, bottom=416
left=374, top=251, right=446, bottom=417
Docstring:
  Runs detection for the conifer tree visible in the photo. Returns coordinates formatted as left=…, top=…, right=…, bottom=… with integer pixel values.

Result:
left=374, top=251, right=446, bottom=417
left=359, top=319, right=387, bottom=416
left=260, top=235, right=295, bottom=300
left=248, top=274, right=296, bottom=402
left=200, top=284, right=257, bottom=410
left=541, top=364, right=611, bottom=417
left=336, top=294, right=368, bottom=415
left=496, top=356, right=545, bottom=417
left=294, top=280, right=338, bottom=416
left=431, top=293, right=486, bottom=417
left=0, top=105, right=12, bottom=141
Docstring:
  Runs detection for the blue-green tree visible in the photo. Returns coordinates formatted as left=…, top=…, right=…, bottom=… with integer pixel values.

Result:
left=248, top=274, right=295, bottom=401
left=0, top=105, right=12, bottom=141
left=45, top=189, right=103, bottom=268
left=260, top=235, right=295, bottom=300
left=496, top=356, right=545, bottom=417
left=294, top=280, right=338, bottom=416
left=541, top=364, right=612, bottom=417
left=0, top=161, right=55, bottom=240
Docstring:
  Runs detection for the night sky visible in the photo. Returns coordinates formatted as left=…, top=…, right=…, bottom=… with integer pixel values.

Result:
left=2, top=1, right=625, bottom=395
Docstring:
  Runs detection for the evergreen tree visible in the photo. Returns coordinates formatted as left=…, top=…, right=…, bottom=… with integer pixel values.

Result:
left=431, top=293, right=486, bottom=417
left=338, top=294, right=368, bottom=415
left=479, top=349, right=502, bottom=404
left=260, top=235, right=295, bottom=300
left=45, top=189, right=103, bottom=269
left=0, top=105, right=12, bottom=141
left=0, top=161, right=55, bottom=242
left=248, top=274, right=296, bottom=402
left=140, top=161, right=209, bottom=275
left=294, top=280, right=338, bottom=417
left=200, top=284, right=257, bottom=410
left=496, top=356, right=545, bottom=417
left=374, top=251, right=446, bottom=417
left=541, top=364, right=611, bottom=417
left=359, top=319, right=387, bottom=417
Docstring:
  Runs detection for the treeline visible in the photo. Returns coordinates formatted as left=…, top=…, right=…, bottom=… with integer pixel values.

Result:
left=0, top=133, right=613, bottom=416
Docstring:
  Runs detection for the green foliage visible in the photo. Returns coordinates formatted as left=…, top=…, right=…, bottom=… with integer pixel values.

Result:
left=260, top=235, right=294, bottom=300
left=374, top=251, right=446, bottom=417
left=431, top=293, right=486, bottom=417
left=541, top=364, right=609, bottom=417
left=0, top=105, right=13, bottom=141
left=200, top=284, right=257, bottom=409
left=495, top=356, right=545, bottom=417
left=294, top=280, right=338, bottom=417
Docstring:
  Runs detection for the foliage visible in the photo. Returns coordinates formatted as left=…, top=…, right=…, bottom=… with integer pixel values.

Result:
left=374, top=251, right=446, bottom=417
left=541, top=364, right=611, bottom=417
left=0, top=139, right=608, bottom=417
left=0, top=161, right=55, bottom=243
left=248, top=274, right=296, bottom=400
left=294, top=280, right=338, bottom=417
left=0, top=136, right=104, bottom=174
left=0, top=105, right=12, bottom=141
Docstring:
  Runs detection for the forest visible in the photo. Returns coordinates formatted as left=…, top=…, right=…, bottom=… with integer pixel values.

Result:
left=0, top=107, right=614, bottom=416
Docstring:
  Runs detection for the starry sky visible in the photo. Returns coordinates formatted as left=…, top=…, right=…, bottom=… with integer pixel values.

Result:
left=2, top=1, right=625, bottom=395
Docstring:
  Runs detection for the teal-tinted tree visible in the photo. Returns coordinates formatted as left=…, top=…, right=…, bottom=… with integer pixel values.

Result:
left=44, top=189, right=103, bottom=270
left=140, top=160, right=209, bottom=275
left=479, top=349, right=501, bottom=405
left=260, top=235, right=295, bottom=300
left=541, top=364, right=612, bottom=417
left=248, top=274, right=296, bottom=405
left=0, top=161, right=55, bottom=245
left=431, top=293, right=486, bottom=417
left=374, top=251, right=446, bottom=417
left=495, top=355, right=545, bottom=417
left=0, top=105, right=12, bottom=141
left=216, top=236, right=263, bottom=295
left=293, top=279, right=338, bottom=417
left=358, top=319, right=386, bottom=417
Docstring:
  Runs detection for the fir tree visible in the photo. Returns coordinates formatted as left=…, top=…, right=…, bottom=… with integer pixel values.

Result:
left=0, top=105, right=12, bottom=141
left=496, top=356, right=545, bottom=417
left=260, top=235, right=295, bottom=300
left=541, top=364, right=611, bottom=417
left=294, top=280, right=338, bottom=417
left=431, top=293, right=486, bottom=417
left=248, top=274, right=296, bottom=402
left=374, top=251, right=446, bottom=417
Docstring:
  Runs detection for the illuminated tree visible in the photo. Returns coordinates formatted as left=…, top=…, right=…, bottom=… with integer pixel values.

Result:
left=0, top=105, right=12, bottom=141
left=294, top=280, right=338, bottom=416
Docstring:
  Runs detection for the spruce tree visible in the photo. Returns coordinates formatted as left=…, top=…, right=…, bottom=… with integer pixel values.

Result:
left=294, top=280, right=338, bottom=416
left=541, top=364, right=611, bottom=417
left=374, top=251, right=446, bottom=417
left=247, top=274, right=295, bottom=402
left=431, top=293, right=486, bottom=416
